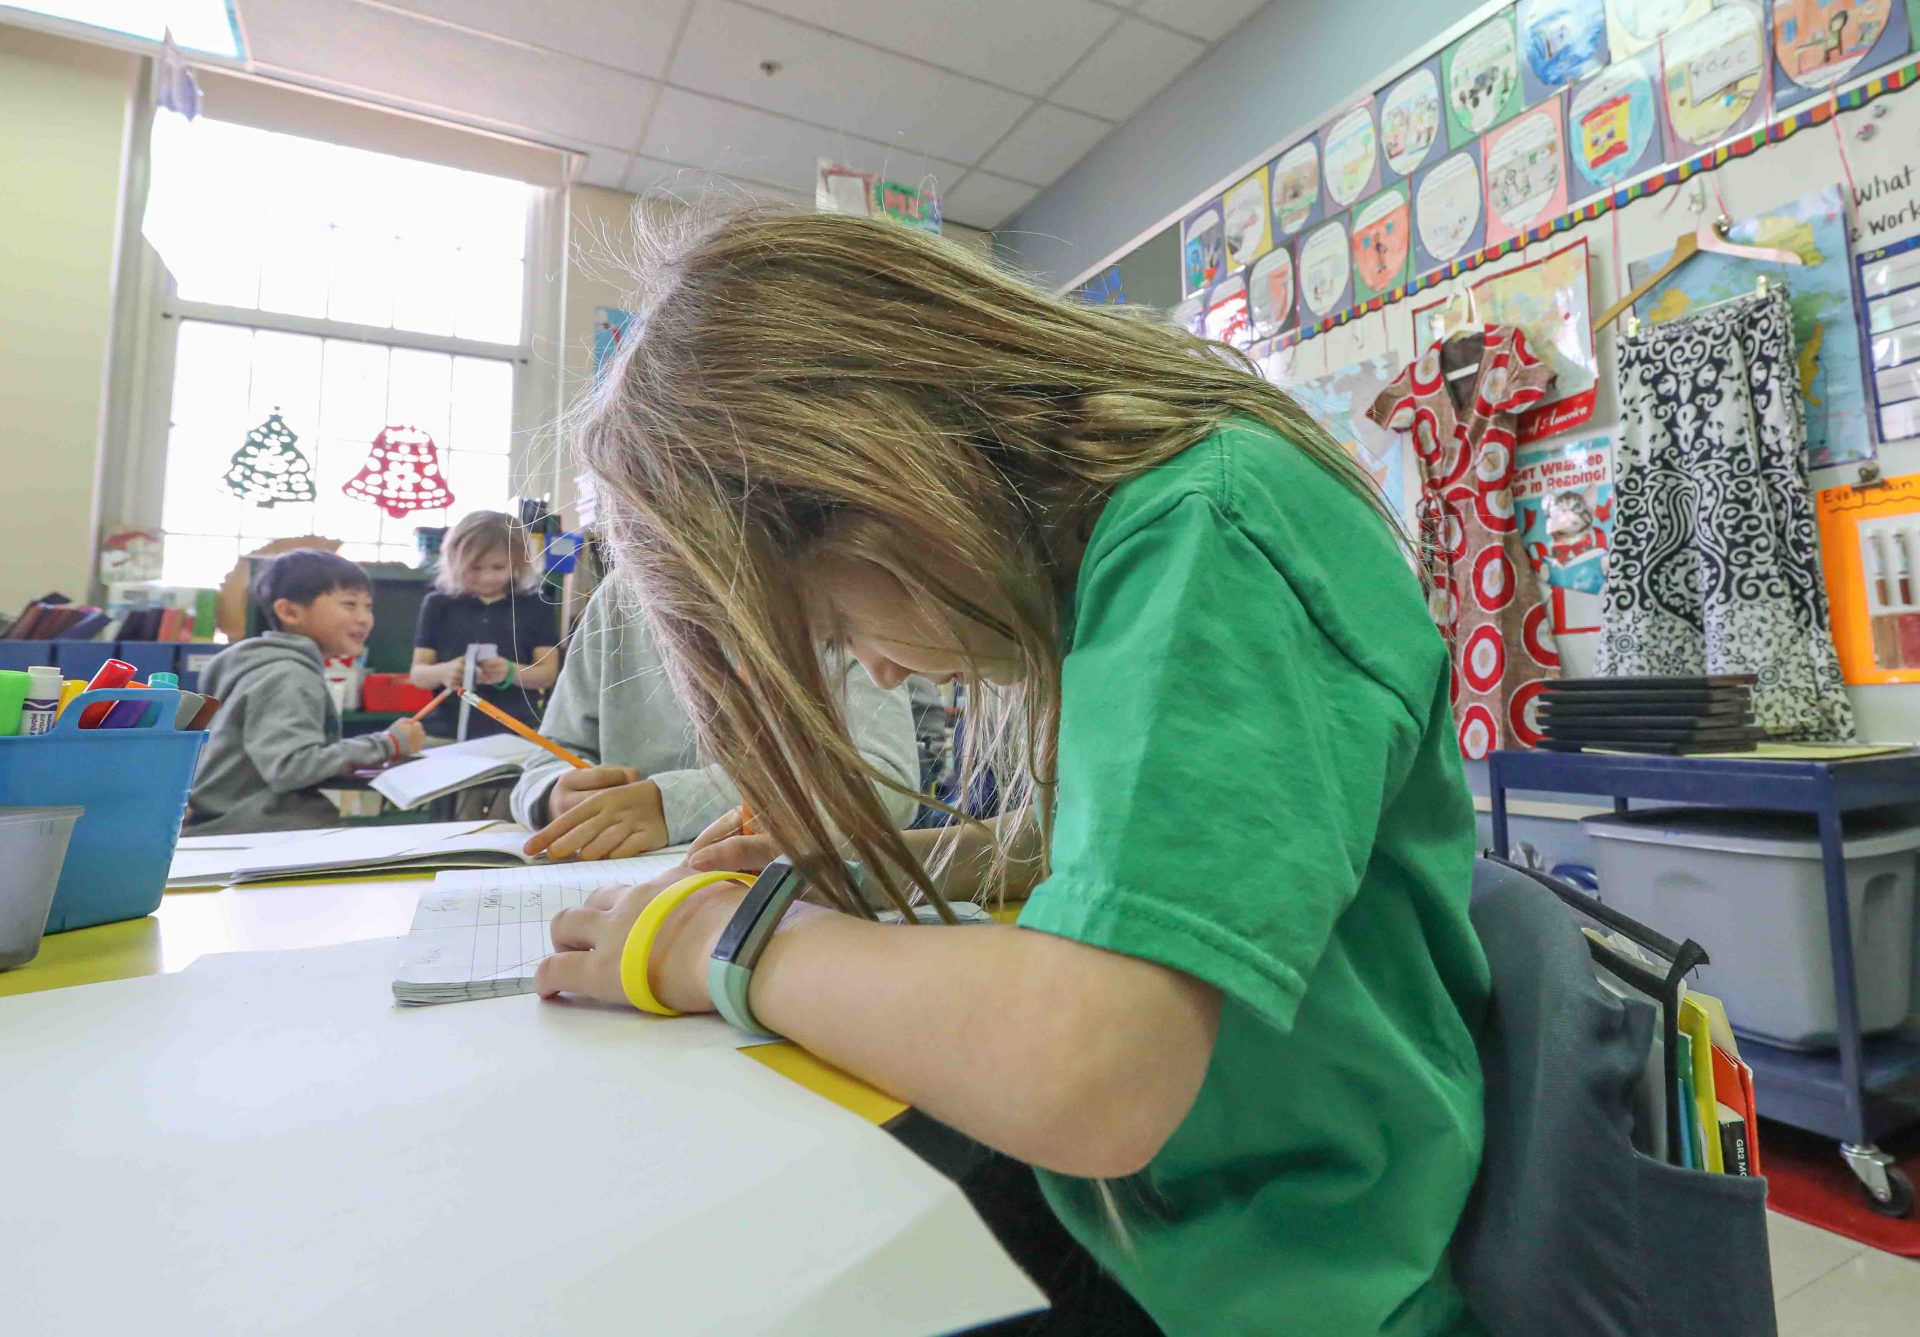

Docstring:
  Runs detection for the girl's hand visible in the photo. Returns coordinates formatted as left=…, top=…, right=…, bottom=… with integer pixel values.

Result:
left=546, top=765, right=643, bottom=821
left=526, top=777, right=669, bottom=861
left=687, top=807, right=781, bottom=873
left=476, top=656, right=512, bottom=685
left=536, top=869, right=748, bottom=1010
left=387, top=718, right=426, bottom=757
left=437, top=657, right=468, bottom=689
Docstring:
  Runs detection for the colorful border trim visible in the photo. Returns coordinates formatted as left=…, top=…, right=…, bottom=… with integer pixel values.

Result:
left=1274, top=53, right=1920, bottom=350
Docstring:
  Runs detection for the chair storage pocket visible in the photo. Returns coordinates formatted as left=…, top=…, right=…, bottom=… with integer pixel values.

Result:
left=1632, top=1150, right=1776, bottom=1337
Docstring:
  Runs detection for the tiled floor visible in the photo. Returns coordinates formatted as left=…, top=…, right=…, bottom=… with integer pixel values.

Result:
left=1769, top=1211, right=1920, bottom=1335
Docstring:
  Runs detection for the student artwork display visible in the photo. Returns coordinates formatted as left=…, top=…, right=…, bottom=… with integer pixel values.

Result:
left=1170, top=294, right=1205, bottom=336
left=1518, top=0, right=1611, bottom=102
left=1319, top=101, right=1383, bottom=210
left=1379, top=58, right=1445, bottom=180
left=1628, top=185, right=1871, bottom=467
left=1515, top=430, right=1616, bottom=638
left=593, top=307, right=633, bottom=385
left=1606, top=0, right=1712, bottom=59
left=341, top=425, right=455, bottom=518
left=1298, top=217, right=1355, bottom=319
left=1482, top=96, right=1571, bottom=245
left=1182, top=200, right=1226, bottom=297
left=1222, top=166, right=1274, bottom=270
left=1202, top=273, right=1253, bottom=348
left=1282, top=356, right=1411, bottom=528
left=222, top=410, right=315, bottom=507
left=1815, top=471, right=1920, bottom=682
left=1660, top=1, right=1772, bottom=154
left=1352, top=183, right=1414, bottom=300
left=1269, top=140, right=1323, bottom=239
left=1859, top=234, right=1920, bottom=444
left=816, top=159, right=942, bottom=233
left=1443, top=12, right=1525, bottom=148
left=1414, top=238, right=1600, bottom=441
left=1770, top=0, right=1912, bottom=110
left=1412, top=144, right=1487, bottom=272
left=1567, top=50, right=1666, bottom=197
left=1247, top=244, right=1299, bottom=339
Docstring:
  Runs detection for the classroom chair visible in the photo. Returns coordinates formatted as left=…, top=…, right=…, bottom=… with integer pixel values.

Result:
left=1453, top=858, right=1776, bottom=1337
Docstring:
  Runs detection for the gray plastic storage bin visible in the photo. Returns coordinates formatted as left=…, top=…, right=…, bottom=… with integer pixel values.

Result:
left=0, top=806, right=84, bottom=969
left=1583, top=808, right=1920, bottom=1050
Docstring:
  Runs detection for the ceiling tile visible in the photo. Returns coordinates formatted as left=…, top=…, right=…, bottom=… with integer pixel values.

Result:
left=742, top=0, right=1117, bottom=96
left=1133, top=0, right=1267, bottom=42
left=642, top=87, right=968, bottom=198
left=242, top=0, right=659, bottom=149
left=938, top=172, right=1039, bottom=230
left=668, top=0, right=1030, bottom=163
left=381, top=0, right=693, bottom=77
left=1050, top=17, right=1202, bottom=121
left=980, top=103, right=1111, bottom=186
left=623, top=155, right=810, bottom=206
left=578, top=146, right=635, bottom=189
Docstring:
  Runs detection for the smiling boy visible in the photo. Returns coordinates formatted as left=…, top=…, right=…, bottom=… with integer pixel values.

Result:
left=185, top=549, right=425, bottom=834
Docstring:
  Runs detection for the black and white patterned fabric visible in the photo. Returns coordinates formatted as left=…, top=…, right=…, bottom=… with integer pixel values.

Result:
left=1598, top=289, right=1855, bottom=741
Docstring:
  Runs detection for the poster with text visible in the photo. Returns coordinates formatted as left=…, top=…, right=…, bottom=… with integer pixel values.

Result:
left=1515, top=430, right=1616, bottom=637
left=1518, top=0, right=1612, bottom=103
left=1182, top=199, right=1226, bottom=298
left=1660, top=0, right=1772, bottom=155
left=1203, top=273, right=1254, bottom=348
left=1567, top=49, right=1666, bottom=200
left=1283, top=356, right=1412, bottom=530
left=1412, top=143, right=1488, bottom=274
left=1443, top=13, right=1525, bottom=148
left=1247, top=243, right=1299, bottom=340
left=1483, top=95, right=1571, bottom=246
left=1352, top=183, right=1415, bottom=301
left=1222, top=166, right=1274, bottom=271
left=1770, top=0, right=1912, bottom=111
left=1319, top=100, right=1383, bottom=211
left=1379, top=56, right=1446, bottom=181
left=1606, top=0, right=1712, bottom=58
left=1269, top=140, right=1323, bottom=241
left=1298, top=216, right=1355, bottom=321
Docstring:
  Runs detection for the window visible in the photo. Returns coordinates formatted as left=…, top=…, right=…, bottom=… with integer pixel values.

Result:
left=146, top=118, right=537, bottom=586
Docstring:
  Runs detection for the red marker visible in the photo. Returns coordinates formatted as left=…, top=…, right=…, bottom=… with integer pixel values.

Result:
left=77, top=658, right=137, bottom=729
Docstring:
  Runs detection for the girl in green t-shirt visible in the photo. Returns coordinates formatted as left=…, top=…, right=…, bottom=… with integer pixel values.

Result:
left=538, top=210, right=1490, bottom=1336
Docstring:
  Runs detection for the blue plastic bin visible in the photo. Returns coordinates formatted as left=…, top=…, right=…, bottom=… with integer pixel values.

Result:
left=116, top=641, right=180, bottom=680
left=176, top=643, right=223, bottom=692
left=0, top=644, right=53, bottom=672
left=0, top=688, right=204, bottom=932
left=54, top=641, right=117, bottom=683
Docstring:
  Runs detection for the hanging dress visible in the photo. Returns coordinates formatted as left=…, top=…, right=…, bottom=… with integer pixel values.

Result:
left=1599, top=288, right=1855, bottom=740
left=1369, top=325, right=1561, bottom=760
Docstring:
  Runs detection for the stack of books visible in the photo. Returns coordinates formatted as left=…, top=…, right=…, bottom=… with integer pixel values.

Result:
left=1538, top=675, right=1759, bottom=755
left=2, top=595, right=107, bottom=641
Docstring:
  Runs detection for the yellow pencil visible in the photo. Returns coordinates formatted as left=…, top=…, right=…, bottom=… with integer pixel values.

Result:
left=458, top=690, right=591, bottom=770
left=739, top=803, right=754, bottom=836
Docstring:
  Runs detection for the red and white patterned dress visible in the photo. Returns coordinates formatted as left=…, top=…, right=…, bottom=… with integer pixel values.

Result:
left=1368, top=325, right=1560, bottom=760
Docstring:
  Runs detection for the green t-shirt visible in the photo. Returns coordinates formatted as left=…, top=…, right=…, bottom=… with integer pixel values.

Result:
left=1018, top=420, right=1490, bottom=1336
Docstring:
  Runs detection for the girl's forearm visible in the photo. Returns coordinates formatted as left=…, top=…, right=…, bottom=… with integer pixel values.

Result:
left=895, top=809, right=1046, bottom=905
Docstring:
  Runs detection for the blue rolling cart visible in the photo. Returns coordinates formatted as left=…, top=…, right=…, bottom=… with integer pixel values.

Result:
left=1488, top=746, right=1920, bottom=1217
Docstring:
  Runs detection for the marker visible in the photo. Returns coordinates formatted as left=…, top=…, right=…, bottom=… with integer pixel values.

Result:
left=20, top=665, right=62, bottom=736
left=0, top=670, right=28, bottom=737
left=173, top=690, right=207, bottom=730
left=186, top=694, right=222, bottom=731
left=101, top=683, right=151, bottom=729
left=456, top=690, right=590, bottom=769
left=77, top=658, right=137, bottom=729
left=55, top=679, right=86, bottom=719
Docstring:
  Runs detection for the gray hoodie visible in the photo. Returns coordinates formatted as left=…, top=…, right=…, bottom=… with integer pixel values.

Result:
left=185, top=631, right=400, bottom=834
left=510, top=584, right=920, bottom=841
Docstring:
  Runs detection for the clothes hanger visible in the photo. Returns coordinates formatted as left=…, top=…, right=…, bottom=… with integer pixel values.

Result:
left=1434, top=287, right=1484, bottom=380
left=1593, top=214, right=1805, bottom=333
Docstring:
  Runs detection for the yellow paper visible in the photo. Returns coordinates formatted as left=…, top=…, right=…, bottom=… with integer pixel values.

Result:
left=1678, top=995, right=1722, bottom=1173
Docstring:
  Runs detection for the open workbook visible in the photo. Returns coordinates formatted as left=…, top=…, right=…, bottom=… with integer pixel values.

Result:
left=369, top=734, right=539, bottom=810
left=168, top=820, right=544, bottom=888
left=392, top=853, right=993, bottom=1005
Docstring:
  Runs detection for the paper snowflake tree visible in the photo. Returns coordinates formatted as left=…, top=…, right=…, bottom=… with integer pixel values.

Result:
left=340, top=425, right=455, bottom=518
left=222, top=410, right=316, bottom=506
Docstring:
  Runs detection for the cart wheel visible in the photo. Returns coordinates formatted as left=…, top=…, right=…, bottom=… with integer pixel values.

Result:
left=1862, top=1165, right=1914, bottom=1218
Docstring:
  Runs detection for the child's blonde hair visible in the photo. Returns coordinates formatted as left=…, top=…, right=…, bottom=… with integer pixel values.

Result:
left=435, top=510, right=537, bottom=596
left=578, top=207, right=1401, bottom=918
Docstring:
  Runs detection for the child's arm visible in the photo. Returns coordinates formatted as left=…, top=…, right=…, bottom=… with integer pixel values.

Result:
left=509, top=645, right=561, bottom=691
left=509, top=640, right=605, bottom=830
left=539, top=885, right=1219, bottom=1178
left=244, top=664, right=405, bottom=793
left=410, top=647, right=465, bottom=691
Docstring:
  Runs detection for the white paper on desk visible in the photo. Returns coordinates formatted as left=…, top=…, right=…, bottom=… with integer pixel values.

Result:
left=0, top=942, right=1045, bottom=1336
left=371, top=734, right=538, bottom=810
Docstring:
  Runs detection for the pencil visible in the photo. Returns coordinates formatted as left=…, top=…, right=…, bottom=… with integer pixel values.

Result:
left=458, top=691, right=592, bottom=769
left=410, top=687, right=453, bottom=721
left=739, top=803, right=754, bottom=836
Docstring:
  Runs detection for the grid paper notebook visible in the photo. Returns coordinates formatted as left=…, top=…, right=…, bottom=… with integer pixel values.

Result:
left=392, top=850, right=690, bottom=1005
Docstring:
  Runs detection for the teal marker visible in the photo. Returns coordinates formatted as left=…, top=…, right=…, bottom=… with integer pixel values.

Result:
left=150, top=672, right=179, bottom=689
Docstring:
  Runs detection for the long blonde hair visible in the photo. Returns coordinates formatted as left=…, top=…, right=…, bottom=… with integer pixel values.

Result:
left=578, top=208, right=1400, bottom=916
left=435, top=510, right=537, bottom=596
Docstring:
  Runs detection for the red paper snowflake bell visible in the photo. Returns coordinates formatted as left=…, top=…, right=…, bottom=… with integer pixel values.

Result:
left=341, top=425, right=454, bottom=518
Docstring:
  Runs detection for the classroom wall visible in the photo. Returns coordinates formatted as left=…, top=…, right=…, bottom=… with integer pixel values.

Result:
left=0, top=27, right=137, bottom=612
left=997, top=0, right=1488, bottom=291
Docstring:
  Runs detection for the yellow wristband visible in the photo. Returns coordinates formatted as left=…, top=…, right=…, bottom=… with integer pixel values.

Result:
left=619, top=871, right=754, bottom=1015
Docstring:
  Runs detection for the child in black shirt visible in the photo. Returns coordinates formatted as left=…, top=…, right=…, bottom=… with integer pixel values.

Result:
left=411, top=511, right=560, bottom=739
